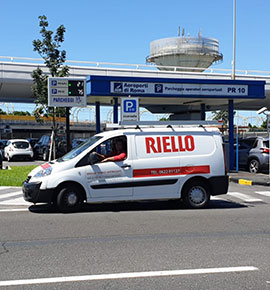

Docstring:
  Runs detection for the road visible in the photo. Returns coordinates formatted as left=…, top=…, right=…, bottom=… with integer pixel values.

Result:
left=0, top=182, right=270, bottom=289
left=2, top=160, right=44, bottom=168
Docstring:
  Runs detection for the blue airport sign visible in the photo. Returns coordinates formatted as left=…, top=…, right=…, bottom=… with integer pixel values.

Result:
left=87, top=76, right=265, bottom=100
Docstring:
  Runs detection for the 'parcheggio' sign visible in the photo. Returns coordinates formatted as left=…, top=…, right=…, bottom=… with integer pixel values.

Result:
left=48, top=77, right=86, bottom=107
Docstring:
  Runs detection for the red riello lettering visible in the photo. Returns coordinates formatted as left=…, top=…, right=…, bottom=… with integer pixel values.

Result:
left=171, top=136, right=178, bottom=152
left=145, top=135, right=195, bottom=154
left=156, top=137, right=162, bottom=153
left=162, top=136, right=171, bottom=152
left=145, top=137, right=157, bottom=153
left=185, top=135, right=195, bottom=151
left=178, top=136, right=185, bottom=152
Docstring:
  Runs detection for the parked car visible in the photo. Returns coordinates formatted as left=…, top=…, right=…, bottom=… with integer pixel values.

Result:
left=237, top=137, right=269, bottom=173
left=0, top=139, right=8, bottom=160
left=0, top=147, right=3, bottom=165
left=72, top=138, right=87, bottom=149
left=27, top=138, right=40, bottom=149
left=4, top=139, right=33, bottom=161
left=33, top=135, right=67, bottom=161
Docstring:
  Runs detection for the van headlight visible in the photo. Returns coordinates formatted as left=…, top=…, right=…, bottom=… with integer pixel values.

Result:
left=34, top=167, right=53, bottom=177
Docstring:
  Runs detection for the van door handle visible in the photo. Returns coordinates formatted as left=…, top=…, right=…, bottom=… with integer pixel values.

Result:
left=121, top=164, right=131, bottom=168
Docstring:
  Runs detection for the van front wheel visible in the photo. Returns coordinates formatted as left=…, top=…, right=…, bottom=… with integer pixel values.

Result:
left=182, top=181, right=210, bottom=209
left=57, top=185, right=83, bottom=213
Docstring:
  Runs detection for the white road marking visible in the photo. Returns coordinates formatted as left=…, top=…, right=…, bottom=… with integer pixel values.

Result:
left=211, top=196, right=224, bottom=200
left=0, top=191, right=23, bottom=200
left=0, top=189, right=29, bottom=205
left=255, top=191, right=270, bottom=197
left=0, top=186, right=21, bottom=191
left=210, top=196, right=223, bottom=201
left=227, top=192, right=263, bottom=202
left=0, top=191, right=29, bottom=205
left=0, top=197, right=29, bottom=206
left=0, top=208, right=29, bottom=212
left=0, top=266, right=258, bottom=287
left=0, top=186, right=19, bottom=191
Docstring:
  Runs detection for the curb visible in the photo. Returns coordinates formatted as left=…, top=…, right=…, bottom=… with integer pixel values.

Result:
left=229, top=176, right=270, bottom=186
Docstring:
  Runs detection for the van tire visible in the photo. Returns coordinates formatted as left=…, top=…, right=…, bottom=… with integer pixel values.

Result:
left=56, top=185, right=83, bottom=213
left=182, top=180, right=210, bottom=209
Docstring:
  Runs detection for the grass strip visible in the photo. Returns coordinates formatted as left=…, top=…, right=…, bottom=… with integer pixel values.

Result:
left=0, top=166, right=37, bottom=186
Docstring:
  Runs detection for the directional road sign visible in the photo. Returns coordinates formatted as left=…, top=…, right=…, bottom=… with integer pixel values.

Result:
left=48, top=77, right=86, bottom=107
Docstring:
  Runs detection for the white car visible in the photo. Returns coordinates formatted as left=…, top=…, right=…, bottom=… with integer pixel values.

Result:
left=4, top=139, right=33, bottom=161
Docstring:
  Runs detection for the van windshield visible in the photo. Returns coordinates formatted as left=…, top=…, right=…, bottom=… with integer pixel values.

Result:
left=57, top=136, right=102, bottom=162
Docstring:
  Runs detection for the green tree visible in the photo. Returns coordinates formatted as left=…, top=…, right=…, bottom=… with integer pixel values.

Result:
left=32, top=15, right=69, bottom=159
left=13, top=111, right=31, bottom=116
left=0, top=109, right=7, bottom=115
left=212, top=110, right=228, bottom=125
left=261, top=119, right=267, bottom=129
left=211, top=110, right=235, bottom=126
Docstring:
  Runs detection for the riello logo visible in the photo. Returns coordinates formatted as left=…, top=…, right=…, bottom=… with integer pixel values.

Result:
left=145, top=136, right=195, bottom=154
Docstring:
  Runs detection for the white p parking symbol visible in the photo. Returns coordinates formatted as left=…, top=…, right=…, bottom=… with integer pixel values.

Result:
left=121, top=97, right=139, bottom=121
left=124, top=100, right=136, bottom=112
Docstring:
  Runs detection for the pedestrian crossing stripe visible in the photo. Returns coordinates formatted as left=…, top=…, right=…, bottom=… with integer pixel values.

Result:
left=227, top=192, right=263, bottom=202
left=0, top=190, right=29, bottom=205
left=0, top=191, right=23, bottom=200
left=255, top=191, right=270, bottom=197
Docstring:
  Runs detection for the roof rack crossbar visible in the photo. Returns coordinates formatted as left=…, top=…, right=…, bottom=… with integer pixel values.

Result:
left=106, top=120, right=222, bottom=129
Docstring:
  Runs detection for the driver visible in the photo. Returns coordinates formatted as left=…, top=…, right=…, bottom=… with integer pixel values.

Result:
left=95, top=139, right=127, bottom=162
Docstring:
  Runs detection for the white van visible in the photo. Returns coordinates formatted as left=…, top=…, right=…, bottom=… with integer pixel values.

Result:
left=23, top=124, right=228, bottom=212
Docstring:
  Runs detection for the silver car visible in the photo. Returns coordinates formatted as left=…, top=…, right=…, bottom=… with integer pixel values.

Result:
left=237, top=137, right=269, bottom=173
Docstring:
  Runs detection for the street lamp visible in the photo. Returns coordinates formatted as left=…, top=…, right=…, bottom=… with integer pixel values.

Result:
left=257, top=107, right=270, bottom=177
left=232, top=0, right=236, bottom=80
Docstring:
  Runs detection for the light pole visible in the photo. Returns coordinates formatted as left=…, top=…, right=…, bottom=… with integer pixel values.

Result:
left=232, top=0, right=236, bottom=80
left=257, top=107, right=270, bottom=177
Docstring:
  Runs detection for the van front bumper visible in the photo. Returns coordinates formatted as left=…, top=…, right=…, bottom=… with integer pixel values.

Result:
left=22, top=181, right=54, bottom=204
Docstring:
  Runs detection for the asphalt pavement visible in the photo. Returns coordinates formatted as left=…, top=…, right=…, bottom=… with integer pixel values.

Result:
left=1, top=182, right=270, bottom=289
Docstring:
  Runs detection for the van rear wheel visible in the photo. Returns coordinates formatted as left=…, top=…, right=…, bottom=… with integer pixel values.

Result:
left=57, top=185, right=83, bottom=213
left=182, top=180, right=210, bottom=209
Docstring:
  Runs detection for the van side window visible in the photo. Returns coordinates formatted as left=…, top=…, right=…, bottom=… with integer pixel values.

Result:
left=75, top=136, right=127, bottom=167
left=75, top=152, right=91, bottom=168
left=93, top=136, right=127, bottom=163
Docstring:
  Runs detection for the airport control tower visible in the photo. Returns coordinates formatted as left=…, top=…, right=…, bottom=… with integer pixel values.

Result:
left=146, top=29, right=223, bottom=72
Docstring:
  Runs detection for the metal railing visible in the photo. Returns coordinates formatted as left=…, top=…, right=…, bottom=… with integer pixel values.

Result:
left=1, top=56, right=270, bottom=77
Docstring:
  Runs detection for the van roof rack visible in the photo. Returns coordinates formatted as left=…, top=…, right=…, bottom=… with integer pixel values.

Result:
left=106, top=120, right=222, bottom=129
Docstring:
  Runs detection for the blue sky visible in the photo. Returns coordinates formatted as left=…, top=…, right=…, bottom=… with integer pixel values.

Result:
left=0, top=0, right=269, bottom=123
